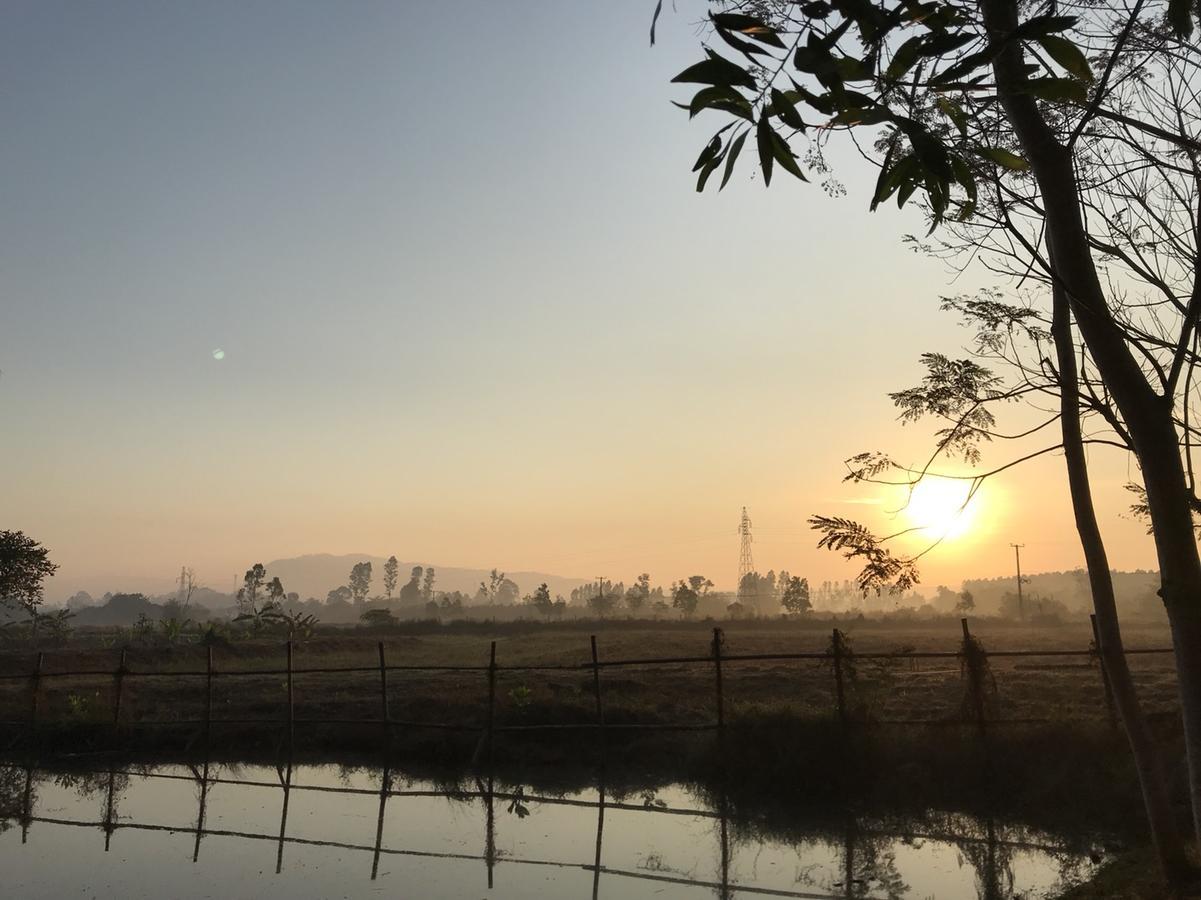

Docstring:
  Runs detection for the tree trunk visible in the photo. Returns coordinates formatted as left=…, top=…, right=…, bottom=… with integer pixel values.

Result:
left=1052, top=282, right=1193, bottom=880
left=981, top=0, right=1201, bottom=840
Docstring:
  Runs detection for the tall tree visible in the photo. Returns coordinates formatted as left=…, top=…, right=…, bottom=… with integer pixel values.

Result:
left=781, top=576, right=811, bottom=615
left=660, top=1, right=1201, bottom=881
left=0, top=531, right=58, bottom=621
left=422, top=566, right=436, bottom=602
left=529, top=582, right=554, bottom=619
left=383, top=555, right=399, bottom=599
left=237, top=563, right=267, bottom=615
left=348, top=562, right=373, bottom=605
left=400, top=566, right=423, bottom=604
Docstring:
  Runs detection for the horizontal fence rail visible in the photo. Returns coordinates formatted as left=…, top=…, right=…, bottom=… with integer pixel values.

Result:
left=0, top=619, right=1176, bottom=738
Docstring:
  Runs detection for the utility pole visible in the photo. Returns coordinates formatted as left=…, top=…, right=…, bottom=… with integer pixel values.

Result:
left=1011, top=543, right=1025, bottom=621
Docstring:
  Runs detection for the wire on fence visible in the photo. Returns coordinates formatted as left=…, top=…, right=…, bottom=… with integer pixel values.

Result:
left=0, top=622, right=1175, bottom=735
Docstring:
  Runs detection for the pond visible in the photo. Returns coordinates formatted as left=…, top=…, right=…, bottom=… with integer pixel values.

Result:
left=0, top=759, right=1101, bottom=898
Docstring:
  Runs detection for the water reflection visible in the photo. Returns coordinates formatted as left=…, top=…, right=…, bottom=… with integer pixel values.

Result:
left=0, top=757, right=1098, bottom=898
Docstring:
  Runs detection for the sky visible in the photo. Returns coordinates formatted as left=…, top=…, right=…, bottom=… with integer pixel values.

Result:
left=0, top=1, right=1160, bottom=598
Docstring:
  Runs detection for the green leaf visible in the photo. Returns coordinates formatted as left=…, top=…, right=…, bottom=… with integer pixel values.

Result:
left=1035, top=34, right=1093, bottom=82
left=711, top=13, right=786, bottom=48
left=1011, top=14, right=1078, bottom=40
left=885, top=36, right=923, bottom=81
left=1024, top=77, right=1088, bottom=104
left=768, top=127, right=807, bottom=182
left=692, top=135, right=721, bottom=173
left=719, top=130, right=748, bottom=190
left=769, top=88, right=806, bottom=131
left=715, top=25, right=772, bottom=60
left=870, top=141, right=898, bottom=211
left=756, top=115, right=775, bottom=187
left=671, top=50, right=757, bottom=90
left=936, top=97, right=968, bottom=137
left=688, top=86, right=752, bottom=120
left=979, top=147, right=1029, bottom=170
left=918, top=32, right=976, bottom=57
left=831, top=106, right=892, bottom=126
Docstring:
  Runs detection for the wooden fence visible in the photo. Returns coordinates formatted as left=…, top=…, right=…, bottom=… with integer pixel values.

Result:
left=1, top=758, right=1079, bottom=900
left=0, top=617, right=1177, bottom=740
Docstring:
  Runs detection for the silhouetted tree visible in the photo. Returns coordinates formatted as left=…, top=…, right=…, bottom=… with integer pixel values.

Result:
left=672, top=579, right=702, bottom=618
left=399, top=566, right=423, bottom=605
left=383, top=555, right=399, bottom=599
left=236, top=564, right=267, bottom=615
left=661, top=4, right=1201, bottom=881
left=780, top=576, right=811, bottom=615
left=348, top=562, right=373, bottom=605
left=625, top=573, right=652, bottom=615
left=529, top=583, right=554, bottom=619
left=422, top=566, right=436, bottom=602
left=0, top=531, right=58, bottom=621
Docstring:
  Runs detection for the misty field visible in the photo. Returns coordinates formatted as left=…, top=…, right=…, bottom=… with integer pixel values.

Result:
left=0, top=618, right=1180, bottom=736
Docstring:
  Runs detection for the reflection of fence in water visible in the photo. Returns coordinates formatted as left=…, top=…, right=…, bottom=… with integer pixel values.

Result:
left=0, top=618, right=1174, bottom=737
left=2, top=760, right=1075, bottom=900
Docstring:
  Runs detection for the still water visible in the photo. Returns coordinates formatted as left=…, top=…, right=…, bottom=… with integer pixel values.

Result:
left=0, top=760, right=1098, bottom=899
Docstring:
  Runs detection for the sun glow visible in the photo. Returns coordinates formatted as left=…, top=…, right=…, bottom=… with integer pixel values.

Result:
left=902, top=477, right=978, bottom=541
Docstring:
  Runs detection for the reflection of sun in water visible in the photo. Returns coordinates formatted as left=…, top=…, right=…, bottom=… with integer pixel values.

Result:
left=902, top=478, right=977, bottom=540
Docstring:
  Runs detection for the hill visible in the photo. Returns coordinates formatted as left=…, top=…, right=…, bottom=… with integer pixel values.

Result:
left=260, top=553, right=588, bottom=602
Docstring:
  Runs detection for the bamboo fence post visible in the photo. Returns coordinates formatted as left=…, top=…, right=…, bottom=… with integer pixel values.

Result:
left=712, top=627, right=725, bottom=731
left=29, top=651, right=43, bottom=730
left=486, top=641, right=497, bottom=753
left=371, top=765, right=390, bottom=880
left=204, top=646, right=214, bottom=745
left=113, top=649, right=128, bottom=728
left=378, top=641, right=390, bottom=739
left=21, top=765, right=34, bottom=844
left=192, top=759, right=209, bottom=863
left=286, top=640, right=294, bottom=747
left=961, top=618, right=987, bottom=733
left=591, top=779, right=606, bottom=900
left=275, top=760, right=292, bottom=874
left=1090, top=613, right=1118, bottom=730
left=590, top=635, right=605, bottom=737
left=103, top=765, right=116, bottom=852
left=831, top=629, right=848, bottom=728
left=484, top=768, right=496, bottom=890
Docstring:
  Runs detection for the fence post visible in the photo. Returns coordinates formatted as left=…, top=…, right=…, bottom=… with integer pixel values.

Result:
left=378, top=642, right=390, bottom=736
left=961, top=618, right=986, bottom=733
left=1089, top=614, right=1118, bottom=731
left=712, top=627, right=725, bottom=731
left=286, top=641, right=294, bottom=746
left=113, top=649, right=128, bottom=729
left=29, top=651, right=43, bottom=730
left=486, top=641, right=497, bottom=754
left=590, top=635, right=605, bottom=736
left=831, top=629, right=848, bottom=728
left=205, top=646, right=214, bottom=744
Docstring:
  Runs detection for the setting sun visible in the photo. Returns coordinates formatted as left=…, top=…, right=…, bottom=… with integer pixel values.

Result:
left=902, top=478, right=978, bottom=541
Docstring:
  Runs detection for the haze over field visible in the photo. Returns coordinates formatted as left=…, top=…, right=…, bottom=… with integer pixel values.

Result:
left=0, top=2, right=1160, bottom=594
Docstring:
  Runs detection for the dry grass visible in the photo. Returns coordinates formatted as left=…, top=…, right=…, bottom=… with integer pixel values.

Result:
left=0, top=618, right=1178, bottom=734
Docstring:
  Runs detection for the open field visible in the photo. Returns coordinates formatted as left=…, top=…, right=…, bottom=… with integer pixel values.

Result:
left=0, top=617, right=1180, bottom=737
